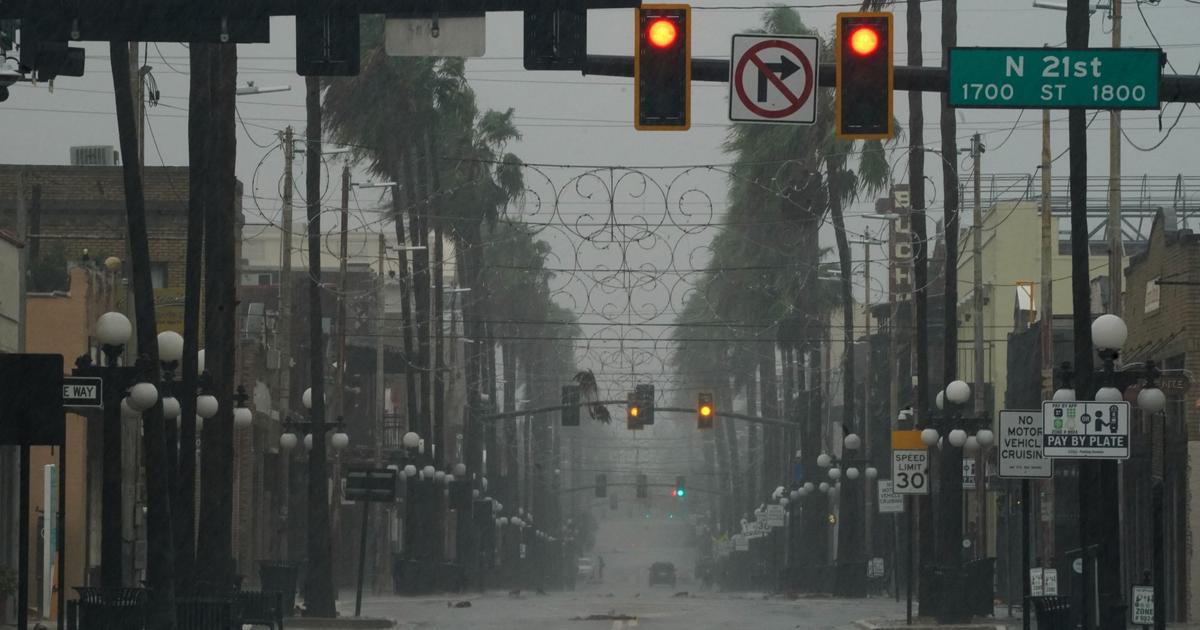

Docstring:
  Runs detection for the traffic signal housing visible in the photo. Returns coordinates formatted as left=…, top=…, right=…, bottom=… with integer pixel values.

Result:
left=635, top=383, right=655, bottom=426
left=634, top=4, right=690, bottom=131
left=674, top=475, right=686, bottom=498
left=627, top=391, right=643, bottom=430
left=835, top=12, right=893, bottom=140
left=595, top=473, right=607, bottom=497
left=561, top=384, right=580, bottom=426
left=636, top=474, right=648, bottom=498
left=697, top=392, right=714, bottom=430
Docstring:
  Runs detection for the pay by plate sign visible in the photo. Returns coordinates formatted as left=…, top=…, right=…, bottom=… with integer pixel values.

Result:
left=999, top=410, right=1052, bottom=478
left=1042, top=401, right=1131, bottom=459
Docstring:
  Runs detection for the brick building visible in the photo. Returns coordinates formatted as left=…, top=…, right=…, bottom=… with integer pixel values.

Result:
left=0, top=160, right=242, bottom=297
left=1121, top=209, right=1198, bottom=622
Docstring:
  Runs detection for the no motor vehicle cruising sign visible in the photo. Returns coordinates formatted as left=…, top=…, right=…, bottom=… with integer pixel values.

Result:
left=998, top=410, right=1052, bottom=478
left=729, top=34, right=818, bottom=124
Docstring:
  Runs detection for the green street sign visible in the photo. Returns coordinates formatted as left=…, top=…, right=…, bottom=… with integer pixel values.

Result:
left=949, top=47, right=1161, bottom=109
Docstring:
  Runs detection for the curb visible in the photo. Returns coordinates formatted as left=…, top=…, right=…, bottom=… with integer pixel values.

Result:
left=285, top=617, right=395, bottom=629
left=855, top=620, right=1008, bottom=630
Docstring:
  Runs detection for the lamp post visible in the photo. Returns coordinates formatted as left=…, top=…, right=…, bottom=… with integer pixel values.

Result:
left=824, top=430, right=869, bottom=597
left=280, top=386, right=345, bottom=613
left=918, top=378, right=982, bottom=623
left=71, top=312, right=142, bottom=590
left=1052, top=314, right=1167, bottom=629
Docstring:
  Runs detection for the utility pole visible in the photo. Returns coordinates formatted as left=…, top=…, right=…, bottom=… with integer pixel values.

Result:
left=276, top=126, right=295, bottom=562
left=971, top=134, right=985, bottom=417
left=332, top=162, right=350, bottom=558
left=303, top=73, right=336, bottom=619
left=969, top=133, right=987, bottom=559
left=1040, top=111, right=1053, bottom=400
left=1108, top=0, right=1123, bottom=317
left=338, top=163, right=350, bottom=423
left=1065, top=2, right=1106, bottom=629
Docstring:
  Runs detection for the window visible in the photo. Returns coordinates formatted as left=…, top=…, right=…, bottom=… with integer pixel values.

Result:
left=151, top=263, right=168, bottom=289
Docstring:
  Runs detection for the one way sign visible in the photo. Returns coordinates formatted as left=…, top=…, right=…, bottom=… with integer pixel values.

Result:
left=63, top=376, right=103, bottom=409
left=729, top=34, right=818, bottom=125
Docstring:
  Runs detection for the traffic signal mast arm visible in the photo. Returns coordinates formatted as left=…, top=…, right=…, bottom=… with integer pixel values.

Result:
left=479, top=400, right=791, bottom=428
left=0, top=0, right=640, bottom=19
left=584, top=54, right=1200, bottom=103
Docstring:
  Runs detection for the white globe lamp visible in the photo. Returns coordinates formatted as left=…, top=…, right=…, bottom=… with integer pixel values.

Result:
left=976, top=429, right=995, bottom=448
left=157, top=331, right=184, bottom=363
left=127, top=382, right=159, bottom=412
left=846, top=467, right=860, bottom=480
left=196, top=394, right=219, bottom=419
left=330, top=432, right=350, bottom=451
left=828, top=468, right=842, bottom=480
left=921, top=428, right=940, bottom=447
left=843, top=433, right=862, bottom=451
left=233, top=406, right=253, bottom=429
left=161, top=397, right=180, bottom=421
left=1138, top=387, right=1167, bottom=413
left=279, top=432, right=298, bottom=451
left=946, top=380, right=971, bottom=405
left=402, top=431, right=421, bottom=449
left=303, top=434, right=313, bottom=451
left=865, top=466, right=878, bottom=480
left=1095, top=386, right=1124, bottom=402
left=96, top=312, right=133, bottom=347
left=1053, top=388, right=1076, bottom=402
left=949, top=429, right=968, bottom=448
left=817, top=453, right=832, bottom=468
left=1092, top=314, right=1128, bottom=351
left=404, top=465, right=417, bottom=478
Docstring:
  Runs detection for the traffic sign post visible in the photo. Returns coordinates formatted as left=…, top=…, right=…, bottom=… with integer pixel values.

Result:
left=1042, top=401, right=1131, bottom=459
left=344, top=467, right=398, bottom=616
left=949, top=47, right=1161, bottom=109
left=729, top=34, right=818, bottom=125
left=999, top=410, right=1052, bottom=478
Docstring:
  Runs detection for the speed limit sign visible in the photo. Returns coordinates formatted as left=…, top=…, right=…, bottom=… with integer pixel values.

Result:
left=892, top=449, right=929, bottom=495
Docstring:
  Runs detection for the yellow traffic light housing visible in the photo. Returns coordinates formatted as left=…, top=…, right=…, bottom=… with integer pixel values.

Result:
left=697, top=392, right=714, bottom=430
left=634, top=4, right=691, bottom=130
left=835, top=12, right=894, bottom=140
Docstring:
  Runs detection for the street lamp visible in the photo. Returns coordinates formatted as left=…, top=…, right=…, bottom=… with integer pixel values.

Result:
left=1052, top=314, right=1170, bottom=629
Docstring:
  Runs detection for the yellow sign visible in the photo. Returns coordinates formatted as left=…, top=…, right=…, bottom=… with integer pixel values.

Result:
left=892, top=430, right=924, bottom=450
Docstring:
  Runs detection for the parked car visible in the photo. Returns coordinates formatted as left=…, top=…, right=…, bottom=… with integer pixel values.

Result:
left=648, top=561, right=676, bottom=587
left=577, top=557, right=595, bottom=578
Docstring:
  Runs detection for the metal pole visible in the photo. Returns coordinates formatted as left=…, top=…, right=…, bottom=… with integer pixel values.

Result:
left=1108, top=0, right=1123, bottom=317
left=1022, top=478, right=1031, bottom=630
left=907, top=494, right=914, bottom=625
left=56, top=444, right=65, bottom=630
left=1065, top=3, right=1102, bottom=629
left=102, top=358, right=123, bottom=590
left=971, top=133, right=985, bottom=418
left=277, top=127, right=295, bottom=562
left=303, top=72, right=336, bottom=618
left=355, top=500, right=370, bottom=617
left=18, top=444, right=29, bottom=630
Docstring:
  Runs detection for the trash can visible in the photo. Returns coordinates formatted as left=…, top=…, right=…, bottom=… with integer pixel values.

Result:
left=963, top=558, right=996, bottom=617
left=258, top=562, right=298, bottom=617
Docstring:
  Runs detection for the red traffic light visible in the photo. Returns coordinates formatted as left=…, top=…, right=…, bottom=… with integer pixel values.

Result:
left=647, top=18, right=678, bottom=48
left=849, top=26, right=880, bottom=56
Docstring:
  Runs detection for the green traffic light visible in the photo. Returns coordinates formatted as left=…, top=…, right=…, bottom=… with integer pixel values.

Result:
left=675, top=488, right=685, bottom=497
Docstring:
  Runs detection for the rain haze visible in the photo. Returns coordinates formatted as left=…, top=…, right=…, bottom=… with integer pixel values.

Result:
left=1, top=0, right=1199, bottom=628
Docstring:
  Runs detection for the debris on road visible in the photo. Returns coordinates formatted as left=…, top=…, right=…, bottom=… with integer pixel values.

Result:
left=446, top=601, right=472, bottom=608
left=571, top=612, right=639, bottom=621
